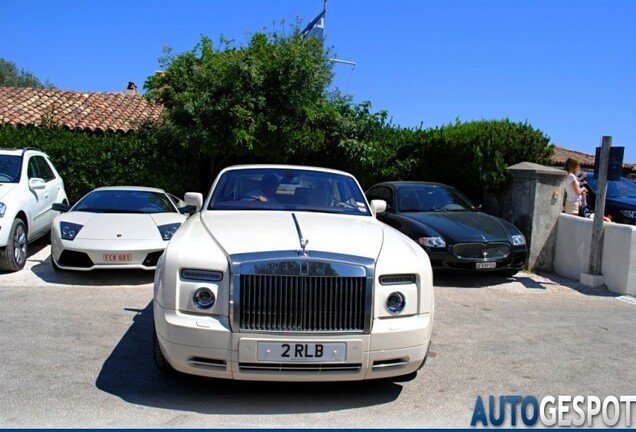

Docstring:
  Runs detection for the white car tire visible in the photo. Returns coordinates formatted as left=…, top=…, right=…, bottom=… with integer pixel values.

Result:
left=0, top=219, right=28, bottom=272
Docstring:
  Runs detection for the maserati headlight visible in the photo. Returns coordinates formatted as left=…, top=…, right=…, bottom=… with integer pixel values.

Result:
left=60, top=222, right=83, bottom=241
left=620, top=209, right=636, bottom=219
left=0, top=202, right=6, bottom=218
left=511, top=234, right=526, bottom=246
left=158, top=223, right=181, bottom=241
left=418, top=236, right=446, bottom=248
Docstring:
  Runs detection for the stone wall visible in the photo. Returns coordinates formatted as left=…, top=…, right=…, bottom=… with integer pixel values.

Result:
left=485, top=162, right=566, bottom=272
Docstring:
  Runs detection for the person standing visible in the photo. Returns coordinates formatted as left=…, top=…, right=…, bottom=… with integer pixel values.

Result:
left=563, top=157, right=587, bottom=215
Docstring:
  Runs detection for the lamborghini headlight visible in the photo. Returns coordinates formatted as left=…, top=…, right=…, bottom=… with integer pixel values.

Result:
left=60, top=222, right=83, bottom=241
left=158, top=223, right=181, bottom=241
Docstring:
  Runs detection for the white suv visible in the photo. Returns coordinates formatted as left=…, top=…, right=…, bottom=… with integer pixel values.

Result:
left=0, top=148, right=68, bottom=271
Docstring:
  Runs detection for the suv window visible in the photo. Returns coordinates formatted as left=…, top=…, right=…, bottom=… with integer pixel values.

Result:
left=0, top=155, right=21, bottom=183
left=27, top=155, right=56, bottom=182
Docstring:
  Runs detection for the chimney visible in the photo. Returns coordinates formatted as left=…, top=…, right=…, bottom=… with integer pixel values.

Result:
left=124, top=81, right=139, bottom=96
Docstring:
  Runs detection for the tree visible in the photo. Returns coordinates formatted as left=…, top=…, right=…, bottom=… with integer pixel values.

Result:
left=0, top=58, right=54, bottom=88
left=297, top=91, right=397, bottom=187
left=144, top=30, right=335, bottom=182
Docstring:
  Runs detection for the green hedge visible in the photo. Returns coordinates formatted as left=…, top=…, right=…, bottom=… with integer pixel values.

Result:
left=0, top=124, right=201, bottom=202
left=371, top=119, right=554, bottom=201
left=1, top=118, right=554, bottom=205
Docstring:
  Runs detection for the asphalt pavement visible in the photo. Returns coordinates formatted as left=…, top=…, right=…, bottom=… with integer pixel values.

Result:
left=1, top=244, right=635, bottom=428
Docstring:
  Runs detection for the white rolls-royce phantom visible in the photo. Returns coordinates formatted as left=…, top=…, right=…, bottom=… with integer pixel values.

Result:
left=153, top=165, right=434, bottom=381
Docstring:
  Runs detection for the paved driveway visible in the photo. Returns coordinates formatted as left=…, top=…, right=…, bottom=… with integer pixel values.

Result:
left=1, top=245, right=635, bottom=428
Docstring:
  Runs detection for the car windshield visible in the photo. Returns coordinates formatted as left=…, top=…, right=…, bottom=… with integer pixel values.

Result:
left=398, top=185, right=477, bottom=212
left=73, top=190, right=178, bottom=213
left=0, top=155, right=22, bottom=183
left=586, top=175, right=636, bottom=198
left=208, top=168, right=372, bottom=216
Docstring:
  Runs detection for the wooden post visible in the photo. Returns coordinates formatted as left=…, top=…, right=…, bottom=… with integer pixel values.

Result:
left=588, top=136, right=612, bottom=275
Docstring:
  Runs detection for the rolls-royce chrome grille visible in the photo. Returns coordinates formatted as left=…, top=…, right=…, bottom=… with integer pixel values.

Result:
left=239, top=274, right=367, bottom=332
left=452, top=242, right=510, bottom=260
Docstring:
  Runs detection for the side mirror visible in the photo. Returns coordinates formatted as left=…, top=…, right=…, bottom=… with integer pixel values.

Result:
left=370, top=199, right=387, bottom=217
left=178, top=205, right=197, bottom=215
left=28, top=178, right=46, bottom=191
left=52, top=202, right=71, bottom=213
left=184, top=192, right=203, bottom=212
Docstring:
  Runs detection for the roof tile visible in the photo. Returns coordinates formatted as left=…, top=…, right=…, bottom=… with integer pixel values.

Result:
left=0, top=86, right=163, bottom=132
left=552, top=145, right=634, bottom=171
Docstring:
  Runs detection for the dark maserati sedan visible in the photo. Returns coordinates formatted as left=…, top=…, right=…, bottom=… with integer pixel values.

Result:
left=366, top=181, right=527, bottom=275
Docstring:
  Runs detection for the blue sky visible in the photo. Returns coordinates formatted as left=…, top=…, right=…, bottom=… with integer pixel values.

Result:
left=2, top=0, right=634, bottom=163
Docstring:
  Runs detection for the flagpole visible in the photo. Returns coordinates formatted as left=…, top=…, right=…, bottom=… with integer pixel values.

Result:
left=322, top=0, right=356, bottom=94
left=324, top=0, right=328, bottom=34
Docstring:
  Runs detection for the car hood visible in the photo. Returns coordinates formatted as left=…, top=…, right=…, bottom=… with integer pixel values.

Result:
left=402, top=211, right=512, bottom=242
left=57, top=212, right=186, bottom=240
left=200, top=211, right=383, bottom=259
left=0, top=183, right=18, bottom=200
left=606, top=196, right=636, bottom=210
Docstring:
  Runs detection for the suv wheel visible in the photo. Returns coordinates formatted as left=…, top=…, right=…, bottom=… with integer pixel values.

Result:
left=0, top=219, right=28, bottom=271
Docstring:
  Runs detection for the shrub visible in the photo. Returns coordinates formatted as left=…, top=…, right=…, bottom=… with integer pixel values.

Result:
left=0, top=124, right=201, bottom=202
left=368, top=119, right=554, bottom=201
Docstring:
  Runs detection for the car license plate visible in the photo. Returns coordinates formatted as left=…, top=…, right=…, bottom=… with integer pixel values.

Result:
left=257, top=342, right=346, bottom=362
left=475, top=262, right=497, bottom=269
left=103, top=253, right=132, bottom=262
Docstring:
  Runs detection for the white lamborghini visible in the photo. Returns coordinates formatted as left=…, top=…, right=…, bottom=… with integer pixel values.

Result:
left=50, top=186, right=188, bottom=271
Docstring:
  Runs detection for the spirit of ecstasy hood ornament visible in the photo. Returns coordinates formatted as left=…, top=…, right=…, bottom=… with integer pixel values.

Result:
left=292, top=213, right=310, bottom=256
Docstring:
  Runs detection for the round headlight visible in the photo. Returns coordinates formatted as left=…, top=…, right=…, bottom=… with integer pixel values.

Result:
left=386, top=291, right=406, bottom=314
left=193, top=287, right=215, bottom=309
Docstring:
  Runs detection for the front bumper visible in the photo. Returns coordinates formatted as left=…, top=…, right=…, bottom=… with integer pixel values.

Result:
left=0, top=220, right=10, bottom=247
left=425, top=247, right=527, bottom=272
left=154, top=301, right=433, bottom=381
left=51, top=237, right=166, bottom=271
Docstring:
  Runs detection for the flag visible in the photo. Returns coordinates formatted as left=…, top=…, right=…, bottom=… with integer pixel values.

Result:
left=302, top=10, right=325, bottom=41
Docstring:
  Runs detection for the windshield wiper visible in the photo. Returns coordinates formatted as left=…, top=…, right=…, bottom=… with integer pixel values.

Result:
left=102, top=209, right=146, bottom=214
left=77, top=208, right=105, bottom=213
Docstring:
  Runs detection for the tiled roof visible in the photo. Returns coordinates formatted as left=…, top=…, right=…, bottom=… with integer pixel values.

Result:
left=552, top=145, right=634, bottom=170
left=0, top=86, right=163, bottom=133
left=552, top=146, right=596, bottom=167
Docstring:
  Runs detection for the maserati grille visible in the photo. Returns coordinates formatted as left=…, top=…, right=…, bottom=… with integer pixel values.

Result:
left=452, top=242, right=510, bottom=260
